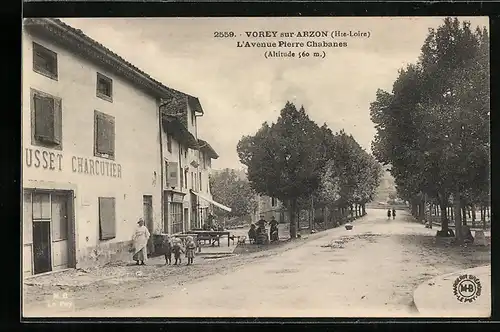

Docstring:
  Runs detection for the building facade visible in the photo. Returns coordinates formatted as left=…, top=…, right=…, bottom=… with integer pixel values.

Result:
left=22, top=18, right=223, bottom=277
left=255, top=195, right=287, bottom=223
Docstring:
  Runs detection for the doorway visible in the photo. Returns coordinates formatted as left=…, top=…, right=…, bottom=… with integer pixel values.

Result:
left=33, top=219, right=51, bottom=274
left=143, top=195, right=154, bottom=253
left=26, top=190, right=74, bottom=276
left=184, top=208, right=189, bottom=232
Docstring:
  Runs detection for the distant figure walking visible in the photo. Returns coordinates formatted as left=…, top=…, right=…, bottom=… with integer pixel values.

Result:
left=387, top=209, right=391, bottom=220
left=392, top=208, right=396, bottom=220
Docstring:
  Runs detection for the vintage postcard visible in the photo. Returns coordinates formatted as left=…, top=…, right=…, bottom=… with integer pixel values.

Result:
left=22, top=17, right=491, bottom=318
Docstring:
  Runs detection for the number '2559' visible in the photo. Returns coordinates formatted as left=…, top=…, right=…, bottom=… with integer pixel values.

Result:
left=214, top=32, right=235, bottom=38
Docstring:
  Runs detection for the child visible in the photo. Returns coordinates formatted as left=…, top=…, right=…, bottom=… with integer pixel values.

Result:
left=172, top=238, right=184, bottom=265
left=185, top=236, right=196, bottom=265
left=163, top=234, right=172, bottom=265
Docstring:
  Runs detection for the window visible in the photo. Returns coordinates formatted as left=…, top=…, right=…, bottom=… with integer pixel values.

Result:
left=167, top=135, right=172, bottom=153
left=191, top=110, right=195, bottom=127
left=199, top=173, right=202, bottom=192
left=94, top=110, right=115, bottom=160
left=184, top=169, right=188, bottom=189
left=96, top=73, right=113, bottom=102
left=167, top=161, right=178, bottom=188
left=271, top=197, right=277, bottom=207
left=170, top=202, right=183, bottom=234
left=30, top=89, right=63, bottom=149
left=98, top=197, right=116, bottom=240
left=184, top=147, right=188, bottom=158
left=33, top=42, right=58, bottom=80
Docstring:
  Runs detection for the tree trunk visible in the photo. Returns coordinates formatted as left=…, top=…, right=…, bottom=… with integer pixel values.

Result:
left=417, top=199, right=425, bottom=222
left=483, top=207, right=487, bottom=230
left=450, top=206, right=454, bottom=222
left=289, top=198, right=298, bottom=239
left=453, top=190, right=463, bottom=243
left=462, top=204, right=467, bottom=226
left=487, top=206, right=490, bottom=220
left=362, top=203, right=366, bottom=216
left=480, top=206, right=485, bottom=222
left=439, top=202, right=448, bottom=232
left=471, top=205, right=476, bottom=228
left=411, top=199, right=418, bottom=217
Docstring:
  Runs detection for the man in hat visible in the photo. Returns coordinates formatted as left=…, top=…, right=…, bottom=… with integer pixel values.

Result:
left=131, top=218, right=150, bottom=265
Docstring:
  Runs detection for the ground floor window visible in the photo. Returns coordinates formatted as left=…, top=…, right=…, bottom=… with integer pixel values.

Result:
left=170, top=202, right=183, bottom=234
left=98, top=197, right=116, bottom=240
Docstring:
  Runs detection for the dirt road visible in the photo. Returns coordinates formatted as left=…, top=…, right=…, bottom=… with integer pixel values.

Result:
left=23, top=209, right=490, bottom=318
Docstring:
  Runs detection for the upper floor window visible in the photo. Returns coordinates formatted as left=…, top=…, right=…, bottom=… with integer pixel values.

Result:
left=94, top=110, right=115, bottom=160
left=96, top=73, right=113, bottom=102
left=167, top=135, right=172, bottom=153
left=33, top=42, right=58, bottom=80
left=271, top=197, right=277, bottom=207
left=30, top=88, right=62, bottom=150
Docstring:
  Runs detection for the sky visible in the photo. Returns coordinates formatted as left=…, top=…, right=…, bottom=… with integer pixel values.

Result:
left=61, top=17, right=488, bottom=170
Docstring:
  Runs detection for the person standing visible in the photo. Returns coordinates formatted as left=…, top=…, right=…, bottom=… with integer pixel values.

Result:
left=163, top=234, right=172, bottom=265
left=132, top=218, right=150, bottom=265
left=269, top=216, right=279, bottom=242
left=392, top=208, right=396, bottom=220
left=172, top=238, right=184, bottom=265
left=185, top=236, right=196, bottom=265
left=387, top=209, right=391, bottom=220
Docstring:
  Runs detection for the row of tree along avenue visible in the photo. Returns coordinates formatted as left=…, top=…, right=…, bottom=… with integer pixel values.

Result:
left=370, top=17, right=490, bottom=242
left=237, top=102, right=382, bottom=239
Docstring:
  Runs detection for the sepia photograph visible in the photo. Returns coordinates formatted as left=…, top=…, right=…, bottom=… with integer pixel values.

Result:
left=21, top=16, right=490, bottom=318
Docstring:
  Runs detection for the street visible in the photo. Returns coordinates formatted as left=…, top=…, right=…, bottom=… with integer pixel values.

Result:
left=23, top=209, right=490, bottom=318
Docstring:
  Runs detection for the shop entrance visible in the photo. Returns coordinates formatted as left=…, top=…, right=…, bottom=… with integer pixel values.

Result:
left=23, top=190, right=75, bottom=276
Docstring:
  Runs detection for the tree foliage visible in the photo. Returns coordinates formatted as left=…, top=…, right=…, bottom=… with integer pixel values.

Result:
left=209, top=169, right=258, bottom=218
left=237, top=102, right=381, bottom=237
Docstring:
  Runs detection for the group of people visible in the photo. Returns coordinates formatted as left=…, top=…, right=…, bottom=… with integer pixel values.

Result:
left=131, top=218, right=197, bottom=266
left=202, top=213, right=224, bottom=231
left=387, top=208, right=396, bottom=220
left=248, top=215, right=280, bottom=244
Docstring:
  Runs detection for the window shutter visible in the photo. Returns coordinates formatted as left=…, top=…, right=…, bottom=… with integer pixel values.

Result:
left=99, top=197, right=116, bottom=240
left=97, top=114, right=115, bottom=156
left=167, top=162, right=178, bottom=188
left=53, top=98, right=62, bottom=145
left=34, top=95, right=55, bottom=142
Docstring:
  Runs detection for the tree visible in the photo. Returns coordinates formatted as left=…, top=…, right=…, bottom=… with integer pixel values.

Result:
left=370, top=17, right=490, bottom=241
left=209, top=169, right=258, bottom=219
left=237, top=102, right=325, bottom=238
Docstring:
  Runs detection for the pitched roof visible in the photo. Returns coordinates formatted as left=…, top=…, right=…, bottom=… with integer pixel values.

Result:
left=163, top=115, right=199, bottom=150
left=198, top=139, right=219, bottom=159
left=23, top=18, right=200, bottom=103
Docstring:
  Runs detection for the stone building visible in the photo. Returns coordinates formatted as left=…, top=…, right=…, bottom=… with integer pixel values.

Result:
left=22, top=18, right=225, bottom=277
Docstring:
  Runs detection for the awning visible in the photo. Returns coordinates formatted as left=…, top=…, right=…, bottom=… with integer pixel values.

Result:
left=190, top=190, right=232, bottom=212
